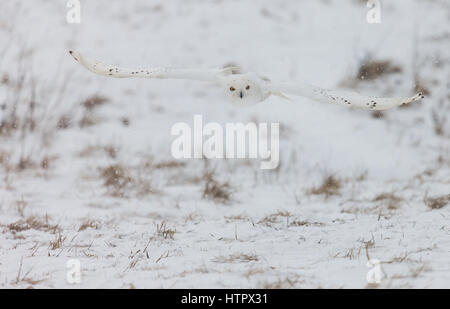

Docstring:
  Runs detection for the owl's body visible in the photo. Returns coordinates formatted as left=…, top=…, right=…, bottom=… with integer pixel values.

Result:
left=70, top=51, right=424, bottom=111
left=219, top=73, right=271, bottom=106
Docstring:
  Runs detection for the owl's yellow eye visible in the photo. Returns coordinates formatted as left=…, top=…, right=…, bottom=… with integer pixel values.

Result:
left=246, top=85, right=250, bottom=90
left=230, top=87, right=236, bottom=92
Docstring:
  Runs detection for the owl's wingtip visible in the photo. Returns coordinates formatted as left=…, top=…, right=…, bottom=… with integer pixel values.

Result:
left=401, top=92, right=425, bottom=107
left=413, top=92, right=425, bottom=102
left=69, top=50, right=81, bottom=62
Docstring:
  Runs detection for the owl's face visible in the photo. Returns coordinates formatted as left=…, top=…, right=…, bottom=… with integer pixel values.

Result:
left=222, top=74, right=264, bottom=106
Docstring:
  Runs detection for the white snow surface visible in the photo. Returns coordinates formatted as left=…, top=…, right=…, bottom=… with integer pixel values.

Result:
left=0, top=0, right=449, bottom=288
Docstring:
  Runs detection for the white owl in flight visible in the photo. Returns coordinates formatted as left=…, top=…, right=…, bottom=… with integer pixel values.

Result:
left=69, top=51, right=424, bottom=110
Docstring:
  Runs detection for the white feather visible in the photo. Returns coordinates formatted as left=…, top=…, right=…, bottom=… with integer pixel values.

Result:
left=70, top=51, right=424, bottom=111
left=69, top=51, right=231, bottom=83
left=268, top=82, right=424, bottom=111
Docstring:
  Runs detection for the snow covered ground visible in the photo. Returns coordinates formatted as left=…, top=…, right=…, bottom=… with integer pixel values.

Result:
left=0, top=0, right=449, bottom=288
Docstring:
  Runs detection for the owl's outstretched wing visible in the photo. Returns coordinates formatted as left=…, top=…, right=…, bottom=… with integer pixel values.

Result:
left=69, top=51, right=233, bottom=83
left=268, top=81, right=424, bottom=111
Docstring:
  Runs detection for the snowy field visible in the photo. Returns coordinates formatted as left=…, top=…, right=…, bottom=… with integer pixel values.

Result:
left=0, top=0, right=449, bottom=288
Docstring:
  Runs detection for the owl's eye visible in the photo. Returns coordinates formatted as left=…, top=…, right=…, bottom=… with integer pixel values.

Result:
left=230, top=87, right=236, bottom=92
left=246, top=85, right=250, bottom=90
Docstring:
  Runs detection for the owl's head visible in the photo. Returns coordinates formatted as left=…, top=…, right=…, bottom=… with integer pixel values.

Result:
left=222, top=74, right=264, bottom=106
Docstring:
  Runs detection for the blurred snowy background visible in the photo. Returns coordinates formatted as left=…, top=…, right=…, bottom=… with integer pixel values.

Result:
left=0, top=0, right=449, bottom=288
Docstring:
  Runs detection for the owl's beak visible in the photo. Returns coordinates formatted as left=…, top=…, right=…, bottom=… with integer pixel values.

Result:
left=239, top=91, right=243, bottom=99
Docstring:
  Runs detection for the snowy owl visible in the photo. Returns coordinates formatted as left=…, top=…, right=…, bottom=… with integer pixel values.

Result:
left=69, top=51, right=424, bottom=110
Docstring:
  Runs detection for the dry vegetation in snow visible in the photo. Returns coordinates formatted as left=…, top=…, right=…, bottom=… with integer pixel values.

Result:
left=0, top=0, right=448, bottom=289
